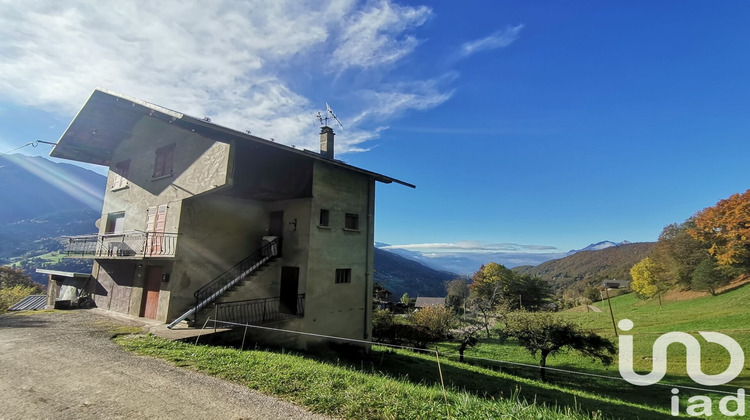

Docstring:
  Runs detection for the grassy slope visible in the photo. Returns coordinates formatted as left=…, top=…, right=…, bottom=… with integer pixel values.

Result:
left=443, top=283, right=750, bottom=415
left=572, top=283, right=750, bottom=389
left=113, top=285, right=749, bottom=419
left=116, top=334, right=667, bottom=419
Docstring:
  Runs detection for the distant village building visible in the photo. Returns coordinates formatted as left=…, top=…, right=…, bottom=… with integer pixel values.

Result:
left=414, top=297, right=446, bottom=309
left=602, top=280, right=630, bottom=290
left=52, top=89, right=413, bottom=348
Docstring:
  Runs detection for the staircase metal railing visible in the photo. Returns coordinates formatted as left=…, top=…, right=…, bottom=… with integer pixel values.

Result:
left=213, top=294, right=305, bottom=326
left=166, top=237, right=280, bottom=329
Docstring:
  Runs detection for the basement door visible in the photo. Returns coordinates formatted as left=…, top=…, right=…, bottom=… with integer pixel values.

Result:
left=140, top=266, right=162, bottom=319
left=279, top=267, right=299, bottom=315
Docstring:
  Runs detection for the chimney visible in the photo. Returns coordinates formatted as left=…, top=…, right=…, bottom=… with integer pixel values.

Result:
left=320, top=126, right=334, bottom=159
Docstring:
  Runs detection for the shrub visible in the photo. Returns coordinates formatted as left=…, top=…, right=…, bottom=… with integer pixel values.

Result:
left=0, top=285, right=39, bottom=313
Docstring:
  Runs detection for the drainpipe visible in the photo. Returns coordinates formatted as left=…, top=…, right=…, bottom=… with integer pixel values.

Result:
left=364, top=177, right=374, bottom=340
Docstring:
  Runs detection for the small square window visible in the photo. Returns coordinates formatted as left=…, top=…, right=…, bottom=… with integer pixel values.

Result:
left=344, top=213, right=359, bottom=230
left=335, top=268, right=351, bottom=284
left=319, top=209, right=330, bottom=227
left=153, top=144, right=175, bottom=178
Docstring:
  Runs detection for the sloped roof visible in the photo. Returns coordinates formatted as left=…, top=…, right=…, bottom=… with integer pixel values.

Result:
left=50, top=88, right=414, bottom=188
left=415, top=297, right=446, bottom=308
left=8, top=295, right=47, bottom=311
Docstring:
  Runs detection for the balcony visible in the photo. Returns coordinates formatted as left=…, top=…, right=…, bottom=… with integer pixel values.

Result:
left=63, top=232, right=178, bottom=258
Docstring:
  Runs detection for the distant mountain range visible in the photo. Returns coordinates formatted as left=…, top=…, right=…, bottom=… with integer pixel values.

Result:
left=568, top=240, right=632, bottom=254
left=373, top=247, right=458, bottom=300
left=0, top=154, right=104, bottom=260
left=0, top=154, right=104, bottom=224
left=375, top=240, right=637, bottom=275
left=513, top=242, right=655, bottom=294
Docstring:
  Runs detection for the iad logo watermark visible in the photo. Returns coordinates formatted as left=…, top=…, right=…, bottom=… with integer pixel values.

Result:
left=617, top=319, right=746, bottom=417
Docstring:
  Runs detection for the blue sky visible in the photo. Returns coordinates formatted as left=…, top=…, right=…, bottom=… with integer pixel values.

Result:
left=1, top=1, right=748, bottom=260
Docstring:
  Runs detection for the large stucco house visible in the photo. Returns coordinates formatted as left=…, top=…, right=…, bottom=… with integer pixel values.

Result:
left=53, top=89, right=412, bottom=345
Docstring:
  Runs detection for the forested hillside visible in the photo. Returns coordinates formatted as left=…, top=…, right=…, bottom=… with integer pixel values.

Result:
left=373, top=247, right=458, bottom=299
left=513, top=242, right=655, bottom=294
left=0, top=154, right=104, bottom=284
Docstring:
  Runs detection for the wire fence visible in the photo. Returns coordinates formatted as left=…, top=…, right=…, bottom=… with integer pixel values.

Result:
left=197, top=318, right=741, bottom=398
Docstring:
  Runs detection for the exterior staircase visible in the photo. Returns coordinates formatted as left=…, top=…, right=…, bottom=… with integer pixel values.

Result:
left=167, top=238, right=280, bottom=329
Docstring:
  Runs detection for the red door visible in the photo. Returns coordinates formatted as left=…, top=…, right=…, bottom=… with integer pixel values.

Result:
left=140, top=266, right=162, bottom=319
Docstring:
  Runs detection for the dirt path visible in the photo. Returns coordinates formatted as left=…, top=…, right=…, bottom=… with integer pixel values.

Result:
left=0, top=310, right=328, bottom=420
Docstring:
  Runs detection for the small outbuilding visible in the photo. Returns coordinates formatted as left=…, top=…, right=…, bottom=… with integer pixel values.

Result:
left=414, top=297, right=446, bottom=309
left=602, top=280, right=630, bottom=290
left=37, top=269, right=94, bottom=309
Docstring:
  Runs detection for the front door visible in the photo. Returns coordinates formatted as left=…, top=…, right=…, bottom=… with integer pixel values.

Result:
left=269, top=211, right=284, bottom=237
left=279, top=266, right=299, bottom=315
left=140, top=266, right=162, bottom=319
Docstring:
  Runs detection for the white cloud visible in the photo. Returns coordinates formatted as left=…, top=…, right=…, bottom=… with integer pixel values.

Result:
left=459, top=24, right=524, bottom=58
left=332, top=0, right=432, bottom=70
left=0, top=0, right=448, bottom=154
left=382, top=240, right=559, bottom=254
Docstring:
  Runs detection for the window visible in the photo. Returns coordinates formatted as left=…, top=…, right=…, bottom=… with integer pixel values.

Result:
left=335, top=268, right=351, bottom=284
left=111, top=159, right=130, bottom=190
left=105, top=212, right=125, bottom=234
left=319, top=209, right=330, bottom=227
left=153, top=144, right=175, bottom=178
left=344, top=213, right=359, bottom=230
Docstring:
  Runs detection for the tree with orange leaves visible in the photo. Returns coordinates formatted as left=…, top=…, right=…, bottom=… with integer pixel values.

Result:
left=689, top=189, right=750, bottom=270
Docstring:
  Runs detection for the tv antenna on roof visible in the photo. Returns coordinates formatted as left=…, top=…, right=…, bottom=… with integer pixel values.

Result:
left=316, top=103, right=343, bottom=129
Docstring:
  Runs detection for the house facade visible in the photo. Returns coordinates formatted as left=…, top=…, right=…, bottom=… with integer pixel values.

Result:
left=53, top=89, right=412, bottom=346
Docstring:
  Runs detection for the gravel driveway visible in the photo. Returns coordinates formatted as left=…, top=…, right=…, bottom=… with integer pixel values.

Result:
left=0, top=310, right=328, bottom=420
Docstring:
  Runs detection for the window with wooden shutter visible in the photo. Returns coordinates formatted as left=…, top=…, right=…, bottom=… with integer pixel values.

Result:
left=111, top=160, right=130, bottom=190
left=145, top=205, right=168, bottom=255
left=153, top=144, right=175, bottom=178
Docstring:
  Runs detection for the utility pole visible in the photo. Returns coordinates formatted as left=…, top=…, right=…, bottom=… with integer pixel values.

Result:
left=603, top=287, right=618, bottom=337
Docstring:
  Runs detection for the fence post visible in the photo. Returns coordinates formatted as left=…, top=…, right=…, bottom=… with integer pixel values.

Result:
left=214, top=303, right=218, bottom=333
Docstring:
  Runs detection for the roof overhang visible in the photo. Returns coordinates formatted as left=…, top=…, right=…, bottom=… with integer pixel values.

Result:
left=36, top=269, right=92, bottom=278
left=51, top=88, right=415, bottom=188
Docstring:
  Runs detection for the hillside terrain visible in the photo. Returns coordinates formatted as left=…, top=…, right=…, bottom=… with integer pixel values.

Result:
left=0, top=154, right=104, bottom=284
left=0, top=154, right=104, bottom=223
left=373, top=247, right=458, bottom=299
left=513, top=242, right=655, bottom=294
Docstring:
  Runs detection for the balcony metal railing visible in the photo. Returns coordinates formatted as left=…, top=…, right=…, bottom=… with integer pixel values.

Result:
left=62, top=232, right=178, bottom=258
left=213, top=294, right=305, bottom=325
